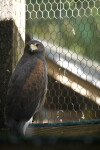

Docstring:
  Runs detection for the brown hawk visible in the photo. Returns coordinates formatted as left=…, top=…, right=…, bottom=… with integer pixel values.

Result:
left=5, top=40, right=47, bottom=135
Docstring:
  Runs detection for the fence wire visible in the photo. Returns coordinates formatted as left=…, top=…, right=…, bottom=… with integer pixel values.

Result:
left=0, top=0, right=100, bottom=127
left=26, top=0, right=100, bottom=123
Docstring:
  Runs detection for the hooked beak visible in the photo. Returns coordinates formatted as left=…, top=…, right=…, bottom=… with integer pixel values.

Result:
left=30, top=44, right=37, bottom=51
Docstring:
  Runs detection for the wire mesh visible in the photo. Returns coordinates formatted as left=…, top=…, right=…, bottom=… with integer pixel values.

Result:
left=0, top=0, right=100, bottom=128
left=26, top=0, right=100, bottom=123
left=0, top=0, right=25, bottom=127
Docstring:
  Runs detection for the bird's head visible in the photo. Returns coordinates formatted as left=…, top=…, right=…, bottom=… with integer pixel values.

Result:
left=24, top=40, right=45, bottom=55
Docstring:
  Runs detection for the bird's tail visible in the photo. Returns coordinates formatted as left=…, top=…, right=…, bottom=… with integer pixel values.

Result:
left=6, top=118, right=25, bottom=136
left=23, top=117, right=33, bottom=135
left=6, top=117, right=33, bottom=136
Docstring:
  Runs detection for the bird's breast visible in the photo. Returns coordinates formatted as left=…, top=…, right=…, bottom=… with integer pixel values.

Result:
left=23, top=58, right=45, bottom=92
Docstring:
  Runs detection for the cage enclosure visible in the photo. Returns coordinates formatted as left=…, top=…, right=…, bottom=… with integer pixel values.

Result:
left=26, top=0, right=100, bottom=125
left=0, top=0, right=100, bottom=141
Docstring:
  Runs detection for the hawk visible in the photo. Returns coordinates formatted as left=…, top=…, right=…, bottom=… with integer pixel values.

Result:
left=5, top=40, right=47, bottom=135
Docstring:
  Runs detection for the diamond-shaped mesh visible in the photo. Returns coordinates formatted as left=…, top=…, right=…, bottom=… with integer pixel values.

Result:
left=26, top=0, right=100, bottom=123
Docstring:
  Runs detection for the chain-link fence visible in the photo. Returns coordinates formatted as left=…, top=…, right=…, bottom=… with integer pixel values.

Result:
left=26, top=0, right=100, bottom=123
left=0, top=0, right=100, bottom=128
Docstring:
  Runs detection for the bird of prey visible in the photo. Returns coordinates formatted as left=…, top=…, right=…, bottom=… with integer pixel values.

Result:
left=5, top=40, right=47, bottom=135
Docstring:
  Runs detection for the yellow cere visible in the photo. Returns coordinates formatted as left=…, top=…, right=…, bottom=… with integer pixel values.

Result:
left=30, top=44, right=37, bottom=51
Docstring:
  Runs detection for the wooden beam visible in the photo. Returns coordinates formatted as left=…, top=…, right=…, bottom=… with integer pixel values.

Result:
left=0, top=0, right=25, bottom=128
left=46, top=58, right=100, bottom=106
left=26, top=123, right=100, bottom=137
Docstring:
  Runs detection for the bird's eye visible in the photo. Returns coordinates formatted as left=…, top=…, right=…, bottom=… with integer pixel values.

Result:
left=36, top=43, right=39, bottom=47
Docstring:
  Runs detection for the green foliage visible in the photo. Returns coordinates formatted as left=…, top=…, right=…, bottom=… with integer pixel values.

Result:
left=26, top=0, right=100, bottom=63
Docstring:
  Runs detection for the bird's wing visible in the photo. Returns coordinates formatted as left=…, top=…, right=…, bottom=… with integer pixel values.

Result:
left=6, top=56, right=47, bottom=121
